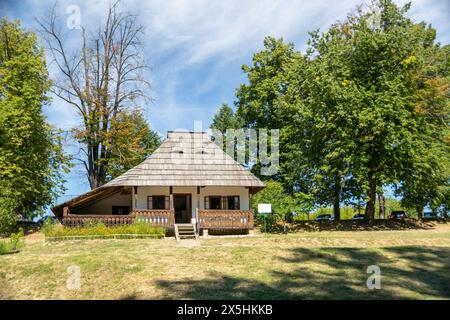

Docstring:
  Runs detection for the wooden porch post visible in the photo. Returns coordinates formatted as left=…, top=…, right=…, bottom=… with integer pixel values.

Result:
left=196, top=186, right=200, bottom=221
left=132, top=186, right=138, bottom=210
left=169, top=186, right=173, bottom=210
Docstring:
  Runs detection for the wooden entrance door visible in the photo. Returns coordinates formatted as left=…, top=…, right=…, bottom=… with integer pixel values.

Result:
left=174, top=194, right=191, bottom=223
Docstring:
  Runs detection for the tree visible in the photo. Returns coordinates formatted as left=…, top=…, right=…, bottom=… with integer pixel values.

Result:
left=395, top=45, right=450, bottom=217
left=232, top=1, right=449, bottom=223
left=0, top=18, right=69, bottom=232
left=287, top=1, right=449, bottom=223
left=235, top=37, right=303, bottom=182
left=105, top=109, right=162, bottom=179
left=38, top=1, right=156, bottom=189
left=210, top=103, right=242, bottom=133
left=285, top=26, right=361, bottom=221
left=339, top=1, right=449, bottom=222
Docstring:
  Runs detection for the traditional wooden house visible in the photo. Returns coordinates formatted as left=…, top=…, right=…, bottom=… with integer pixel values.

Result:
left=52, top=131, right=265, bottom=237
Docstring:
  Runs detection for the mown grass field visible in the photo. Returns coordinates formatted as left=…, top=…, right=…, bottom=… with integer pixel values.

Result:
left=1, top=222, right=449, bottom=300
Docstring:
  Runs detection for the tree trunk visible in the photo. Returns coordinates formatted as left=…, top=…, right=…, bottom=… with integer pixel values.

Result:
left=378, top=191, right=385, bottom=219
left=333, top=175, right=341, bottom=220
left=417, top=206, right=424, bottom=219
left=417, top=193, right=424, bottom=219
left=366, top=172, right=377, bottom=224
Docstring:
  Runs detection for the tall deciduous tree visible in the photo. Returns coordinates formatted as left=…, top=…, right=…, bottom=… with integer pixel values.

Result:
left=339, top=1, right=449, bottom=222
left=232, top=1, right=449, bottom=223
left=38, top=1, right=158, bottom=189
left=0, top=18, right=69, bottom=232
left=235, top=37, right=302, bottom=182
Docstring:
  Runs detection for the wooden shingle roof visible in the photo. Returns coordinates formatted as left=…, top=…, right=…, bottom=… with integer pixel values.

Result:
left=102, top=131, right=266, bottom=189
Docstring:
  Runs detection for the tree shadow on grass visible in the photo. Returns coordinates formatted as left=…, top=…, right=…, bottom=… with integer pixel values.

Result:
left=140, top=246, right=449, bottom=300
left=278, top=246, right=450, bottom=299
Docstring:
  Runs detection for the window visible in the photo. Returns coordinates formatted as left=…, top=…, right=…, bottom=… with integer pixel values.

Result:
left=227, top=196, right=240, bottom=210
left=147, top=196, right=168, bottom=210
left=112, top=206, right=130, bottom=215
left=204, top=196, right=240, bottom=210
left=205, top=196, right=222, bottom=209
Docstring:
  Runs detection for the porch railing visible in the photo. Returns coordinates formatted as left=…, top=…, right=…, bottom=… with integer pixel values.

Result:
left=197, top=209, right=254, bottom=229
left=62, top=208, right=174, bottom=228
left=62, top=208, right=253, bottom=229
left=132, top=209, right=175, bottom=228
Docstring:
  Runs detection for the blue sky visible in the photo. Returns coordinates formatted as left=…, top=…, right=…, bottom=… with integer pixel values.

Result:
left=0, top=0, right=449, bottom=203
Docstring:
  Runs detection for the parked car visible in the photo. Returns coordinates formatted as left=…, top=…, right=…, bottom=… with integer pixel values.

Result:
left=390, top=211, right=408, bottom=220
left=315, top=214, right=334, bottom=221
left=351, top=214, right=365, bottom=220
left=423, top=212, right=435, bottom=219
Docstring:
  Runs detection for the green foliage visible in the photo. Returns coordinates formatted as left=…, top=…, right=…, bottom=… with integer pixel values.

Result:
left=210, top=103, right=242, bottom=133
left=0, top=228, right=24, bottom=254
left=252, top=181, right=313, bottom=221
left=0, top=18, right=70, bottom=223
left=44, top=221, right=165, bottom=238
left=102, top=108, right=162, bottom=180
left=0, top=197, right=18, bottom=235
left=40, top=216, right=55, bottom=235
left=233, top=1, right=449, bottom=222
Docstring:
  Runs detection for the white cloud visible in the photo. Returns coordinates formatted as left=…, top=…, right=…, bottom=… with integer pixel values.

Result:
left=19, top=0, right=448, bottom=134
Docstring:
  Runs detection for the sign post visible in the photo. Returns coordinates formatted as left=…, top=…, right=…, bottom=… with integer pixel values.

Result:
left=258, top=204, right=272, bottom=237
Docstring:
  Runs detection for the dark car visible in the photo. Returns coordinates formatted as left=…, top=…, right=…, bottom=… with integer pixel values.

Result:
left=314, top=214, right=334, bottom=221
left=352, top=214, right=365, bottom=220
left=390, top=211, right=408, bottom=220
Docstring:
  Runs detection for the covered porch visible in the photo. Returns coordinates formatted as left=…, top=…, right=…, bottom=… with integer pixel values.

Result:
left=60, top=207, right=254, bottom=232
left=55, top=185, right=256, bottom=233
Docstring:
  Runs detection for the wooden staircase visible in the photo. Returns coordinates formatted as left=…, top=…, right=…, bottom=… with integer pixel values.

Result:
left=174, top=223, right=198, bottom=241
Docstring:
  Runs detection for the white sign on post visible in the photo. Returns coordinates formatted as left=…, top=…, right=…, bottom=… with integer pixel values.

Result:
left=258, top=204, right=272, bottom=214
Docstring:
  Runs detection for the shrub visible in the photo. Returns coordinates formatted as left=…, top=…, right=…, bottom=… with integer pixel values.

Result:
left=0, top=228, right=24, bottom=254
left=44, top=220, right=165, bottom=238
left=40, top=216, right=56, bottom=235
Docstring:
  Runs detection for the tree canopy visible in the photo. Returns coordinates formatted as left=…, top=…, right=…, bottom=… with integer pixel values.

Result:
left=231, top=0, right=449, bottom=221
left=0, top=18, right=69, bottom=232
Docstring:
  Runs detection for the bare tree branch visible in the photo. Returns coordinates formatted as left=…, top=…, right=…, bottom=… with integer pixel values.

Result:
left=37, top=0, right=152, bottom=189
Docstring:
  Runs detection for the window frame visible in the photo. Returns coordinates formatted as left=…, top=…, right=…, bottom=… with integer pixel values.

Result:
left=205, top=195, right=222, bottom=210
left=226, top=195, right=240, bottom=210
left=147, top=195, right=168, bottom=210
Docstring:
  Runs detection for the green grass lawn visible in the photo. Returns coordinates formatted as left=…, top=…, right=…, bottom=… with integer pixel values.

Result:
left=1, top=223, right=449, bottom=300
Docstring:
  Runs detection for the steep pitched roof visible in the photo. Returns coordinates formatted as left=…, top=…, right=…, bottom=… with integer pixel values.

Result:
left=102, top=131, right=265, bottom=189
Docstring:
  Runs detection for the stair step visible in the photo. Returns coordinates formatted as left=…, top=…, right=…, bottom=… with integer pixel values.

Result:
left=174, top=223, right=198, bottom=241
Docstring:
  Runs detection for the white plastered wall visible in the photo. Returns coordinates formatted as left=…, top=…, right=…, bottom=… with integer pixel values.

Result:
left=136, top=186, right=250, bottom=223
